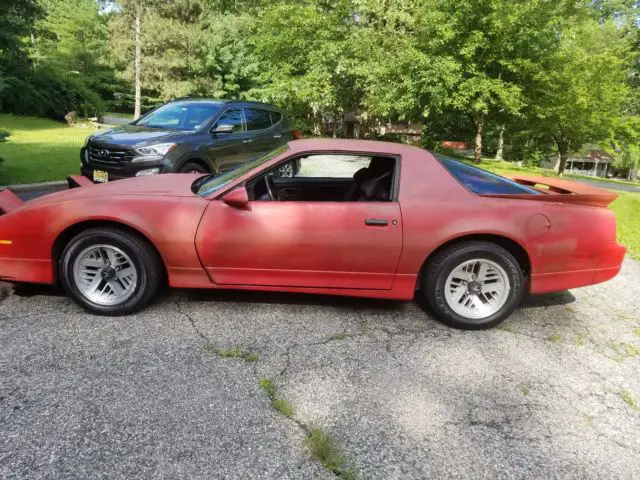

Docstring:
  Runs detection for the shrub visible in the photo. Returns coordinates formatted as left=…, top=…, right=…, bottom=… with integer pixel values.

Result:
left=0, top=68, right=104, bottom=121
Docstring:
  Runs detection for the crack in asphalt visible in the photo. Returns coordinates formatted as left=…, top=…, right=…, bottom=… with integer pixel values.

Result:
left=173, top=296, right=353, bottom=478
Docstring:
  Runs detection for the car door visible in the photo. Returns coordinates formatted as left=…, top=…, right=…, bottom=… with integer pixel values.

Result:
left=206, top=107, right=255, bottom=173
left=244, top=107, right=279, bottom=156
left=194, top=154, right=403, bottom=290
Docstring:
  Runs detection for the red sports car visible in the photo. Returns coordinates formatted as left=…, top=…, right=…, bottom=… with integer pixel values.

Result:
left=0, top=139, right=626, bottom=329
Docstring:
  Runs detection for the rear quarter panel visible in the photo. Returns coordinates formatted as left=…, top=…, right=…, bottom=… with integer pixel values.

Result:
left=396, top=152, right=623, bottom=291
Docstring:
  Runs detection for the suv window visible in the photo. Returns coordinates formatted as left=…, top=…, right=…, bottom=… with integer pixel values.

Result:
left=214, top=108, right=244, bottom=132
left=184, top=106, right=219, bottom=130
left=245, top=108, right=272, bottom=131
left=269, top=111, right=282, bottom=125
left=136, top=102, right=221, bottom=130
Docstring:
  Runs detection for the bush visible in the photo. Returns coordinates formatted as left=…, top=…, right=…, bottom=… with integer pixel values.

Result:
left=0, top=129, right=9, bottom=143
left=0, top=68, right=104, bottom=121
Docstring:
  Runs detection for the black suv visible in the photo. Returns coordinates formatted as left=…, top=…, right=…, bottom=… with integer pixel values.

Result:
left=81, top=99, right=300, bottom=182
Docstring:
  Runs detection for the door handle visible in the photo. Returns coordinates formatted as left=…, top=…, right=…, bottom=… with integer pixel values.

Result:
left=365, top=218, right=388, bottom=226
left=242, top=139, right=253, bottom=144
left=273, top=134, right=282, bottom=139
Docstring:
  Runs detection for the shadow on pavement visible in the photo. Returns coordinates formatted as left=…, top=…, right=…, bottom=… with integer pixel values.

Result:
left=6, top=280, right=577, bottom=316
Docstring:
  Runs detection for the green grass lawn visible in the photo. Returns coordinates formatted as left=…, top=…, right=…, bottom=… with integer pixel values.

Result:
left=0, top=114, right=98, bottom=185
left=610, top=192, right=640, bottom=260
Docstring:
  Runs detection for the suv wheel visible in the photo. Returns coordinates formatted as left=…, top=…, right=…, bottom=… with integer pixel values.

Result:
left=274, top=160, right=299, bottom=178
left=179, top=162, right=209, bottom=174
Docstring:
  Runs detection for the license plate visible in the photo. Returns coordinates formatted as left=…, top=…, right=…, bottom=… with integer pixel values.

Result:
left=93, top=170, right=108, bottom=183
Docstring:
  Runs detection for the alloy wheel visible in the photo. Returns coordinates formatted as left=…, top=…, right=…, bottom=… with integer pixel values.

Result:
left=72, top=244, right=138, bottom=306
left=443, top=259, right=510, bottom=320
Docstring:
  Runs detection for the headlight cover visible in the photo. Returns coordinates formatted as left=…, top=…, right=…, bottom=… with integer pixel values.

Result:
left=134, top=143, right=177, bottom=156
left=135, top=168, right=161, bottom=176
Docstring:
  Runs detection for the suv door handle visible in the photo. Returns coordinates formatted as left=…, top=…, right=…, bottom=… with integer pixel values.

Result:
left=365, top=218, right=388, bottom=226
left=242, top=139, right=253, bottom=144
left=273, top=134, right=282, bottom=139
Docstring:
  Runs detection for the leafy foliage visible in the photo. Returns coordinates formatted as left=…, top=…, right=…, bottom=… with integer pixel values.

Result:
left=0, top=0, right=637, bottom=169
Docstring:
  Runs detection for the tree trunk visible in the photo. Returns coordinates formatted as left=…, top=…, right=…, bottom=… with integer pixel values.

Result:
left=495, top=124, right=505, bottom=161
left=473, top=115, right=484, bottom=164
left=134, top=10, right=142, bottom=120
left=556, top=139, right=569, bottom=176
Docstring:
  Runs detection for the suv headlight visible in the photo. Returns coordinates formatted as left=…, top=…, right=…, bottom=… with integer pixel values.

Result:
left=134, top=143, right=177, bottom=156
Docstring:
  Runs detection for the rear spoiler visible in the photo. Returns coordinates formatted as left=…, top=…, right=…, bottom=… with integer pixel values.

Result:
left=483, top=174, right=618, bottom=208
left=0, top=175, right=93, bottom=214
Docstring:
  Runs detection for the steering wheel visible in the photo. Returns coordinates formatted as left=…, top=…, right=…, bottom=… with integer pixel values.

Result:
left=264, top=174, right=276, bottom=201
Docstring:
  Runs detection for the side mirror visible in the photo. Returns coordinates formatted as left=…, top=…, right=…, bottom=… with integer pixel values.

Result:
left=213, top=124, right=234, bottom=134
left=222, top=186, right=250, bottom=210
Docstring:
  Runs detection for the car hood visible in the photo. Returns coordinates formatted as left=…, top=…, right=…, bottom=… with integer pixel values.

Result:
left=25, top=174, right=204, bottom=208
left=89, top=124, right=192, bottom=147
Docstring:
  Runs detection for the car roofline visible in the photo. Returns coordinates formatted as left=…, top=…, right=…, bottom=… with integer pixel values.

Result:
left=167, top=98, right=283, bottom=112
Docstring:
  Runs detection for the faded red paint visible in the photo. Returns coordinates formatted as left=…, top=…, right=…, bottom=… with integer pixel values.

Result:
left=0, top=139, right=627, bottom=300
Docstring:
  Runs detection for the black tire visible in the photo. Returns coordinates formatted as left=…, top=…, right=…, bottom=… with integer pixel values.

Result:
left=179, top=161, right=209, bottom=174
left=422, top=241, right=524, bottom=330
left=59, top=227, right=163, bottom=316
left=274, top=160, right=298, bottom=178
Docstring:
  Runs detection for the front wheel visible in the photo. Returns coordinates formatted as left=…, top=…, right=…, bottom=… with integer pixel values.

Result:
left=422, top=241, right=524, bottom=330
left=60, top=227, right=163, bottom=315
left=274, top=160, right=299, bottom=178
left=179, top=162, right=209, bottom=174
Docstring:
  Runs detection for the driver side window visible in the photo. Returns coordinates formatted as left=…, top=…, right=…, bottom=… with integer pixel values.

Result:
left=248, top=154, right=397, bottom=202
left=214, top=108, right=245, bottom=132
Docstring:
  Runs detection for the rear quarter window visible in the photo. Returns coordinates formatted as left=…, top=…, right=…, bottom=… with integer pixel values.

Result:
left=434, top=153, right=540, bottom=195
left=270, top=111, right=282, bottom=125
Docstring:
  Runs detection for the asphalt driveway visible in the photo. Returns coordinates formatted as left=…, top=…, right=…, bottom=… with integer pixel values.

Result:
left=1, top=258, right=639, bottom=479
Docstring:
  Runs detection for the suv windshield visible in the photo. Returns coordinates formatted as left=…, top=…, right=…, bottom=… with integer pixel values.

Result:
left=135, top=102, right=221, bottom=131
left=196, top=145, right=290, bottom=196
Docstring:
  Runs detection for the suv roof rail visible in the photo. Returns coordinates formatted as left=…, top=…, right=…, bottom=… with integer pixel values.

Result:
left=167, top=97, right=280, bottom=110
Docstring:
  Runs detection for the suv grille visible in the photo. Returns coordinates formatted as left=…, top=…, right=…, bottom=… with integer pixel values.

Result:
left=87, top=146, right=133, bottom=166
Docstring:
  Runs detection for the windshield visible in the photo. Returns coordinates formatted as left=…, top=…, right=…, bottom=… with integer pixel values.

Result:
left=434, top=153, right=541, bottom=195
left=135, top=102, right=221, bottom=131
left=196, top=145, right=290, bottom=197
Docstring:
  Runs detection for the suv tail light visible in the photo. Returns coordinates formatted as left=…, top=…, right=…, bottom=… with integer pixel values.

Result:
left=293, top=130, right=302, bottom=139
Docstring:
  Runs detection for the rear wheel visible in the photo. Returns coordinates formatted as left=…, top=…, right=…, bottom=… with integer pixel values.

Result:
left=60, top=227, right=163, bottom=315
left=179, top=162, right=209, bottom=174
left=422, top=241, right=524, bottom=329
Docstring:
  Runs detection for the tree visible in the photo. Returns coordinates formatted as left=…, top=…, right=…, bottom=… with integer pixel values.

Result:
left=250, top=1, right=359, bottom=133
left=345, top=0, right=586, bottom=162
left=434, top=0, right=589, bottom=163
left=33, top=0, right=108, bottom=73
left=108, top=0, right=256, bottom=115
left=0, top=0, right=42, bottom=67
left=529, top=20, right=634, bottom=175
left=109, top=0, right=155, bottom=118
